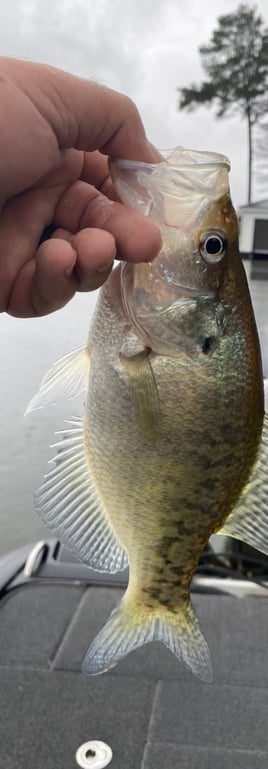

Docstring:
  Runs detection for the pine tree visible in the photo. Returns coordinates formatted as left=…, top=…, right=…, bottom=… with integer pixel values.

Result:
left=178, top=4, right=268, bottom=203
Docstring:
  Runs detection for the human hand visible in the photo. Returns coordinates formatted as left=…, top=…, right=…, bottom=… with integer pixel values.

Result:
left=0, top=57, right=162, bottom=317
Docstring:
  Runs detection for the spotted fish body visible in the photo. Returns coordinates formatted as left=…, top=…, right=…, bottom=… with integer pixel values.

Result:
left=27, top=148, right=268, bottom=681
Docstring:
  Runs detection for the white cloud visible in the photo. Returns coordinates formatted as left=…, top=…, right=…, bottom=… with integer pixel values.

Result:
left=0, top=0, right=268, bottom=204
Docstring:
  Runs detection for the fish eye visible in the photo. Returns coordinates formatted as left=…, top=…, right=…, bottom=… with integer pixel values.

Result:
left=199, top=230, right=227, bottom=264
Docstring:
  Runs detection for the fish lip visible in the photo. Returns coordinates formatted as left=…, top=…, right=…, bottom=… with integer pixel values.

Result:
left=110, top=149, right=230, bottom=173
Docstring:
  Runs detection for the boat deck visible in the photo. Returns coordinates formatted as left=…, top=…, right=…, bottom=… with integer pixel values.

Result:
left=1, top=572, right=268, bottom=769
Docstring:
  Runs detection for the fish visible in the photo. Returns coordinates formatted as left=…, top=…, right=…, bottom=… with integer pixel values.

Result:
left=26, top=147, right=268, bottom=682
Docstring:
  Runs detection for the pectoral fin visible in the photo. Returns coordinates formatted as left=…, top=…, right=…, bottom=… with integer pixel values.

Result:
left=120, top=349, right=160, bottom=445
left=25, top=346, right=90, bottom=414
left=217, top=413, right=268, bottom=554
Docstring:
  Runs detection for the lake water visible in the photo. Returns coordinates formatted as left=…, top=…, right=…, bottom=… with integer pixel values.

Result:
left=0, top=261, right=267, bottom=556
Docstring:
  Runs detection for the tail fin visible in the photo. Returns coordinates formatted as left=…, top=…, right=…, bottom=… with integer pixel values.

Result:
left=82, top=596, right=212, bottom=682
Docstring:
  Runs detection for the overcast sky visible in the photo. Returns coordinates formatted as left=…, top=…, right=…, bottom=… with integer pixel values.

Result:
left=1, top=0, right=268, bottom=206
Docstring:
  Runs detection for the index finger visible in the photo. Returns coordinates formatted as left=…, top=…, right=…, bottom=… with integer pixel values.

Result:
left=50, top=76, right=161, bottom=161
left=1, top=58, right=160, bottom=162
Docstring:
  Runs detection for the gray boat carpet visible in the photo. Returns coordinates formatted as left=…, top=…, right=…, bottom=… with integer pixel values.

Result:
left=0, top=583, right=267, bottom=768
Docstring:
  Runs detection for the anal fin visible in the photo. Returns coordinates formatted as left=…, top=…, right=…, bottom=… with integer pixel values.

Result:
left=218, top=413, right=268, bottom=554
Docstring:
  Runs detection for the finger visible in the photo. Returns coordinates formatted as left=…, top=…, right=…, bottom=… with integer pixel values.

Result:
left=7, top=239, right=77, bottom=317
left=7, top=228, right=117, bottom=317
left=31, top=234, right=116, bottom=312
left=80, top=149, right=160, bottom=201
left=80, top=151, right=114, bottom=198
left=0, top=58, right=161, bottom=163
left=53, top=227, right=116, bottom=288
left=0, top=185, right=70, bottom=311
left=55, top=181, right=162, bottom=263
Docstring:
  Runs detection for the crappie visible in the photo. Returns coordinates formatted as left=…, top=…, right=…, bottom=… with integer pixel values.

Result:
left=27, top=147, right=268, bottom=682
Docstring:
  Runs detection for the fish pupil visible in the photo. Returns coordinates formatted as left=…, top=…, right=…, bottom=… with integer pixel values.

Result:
left=205, top=236, right=223, bottom=255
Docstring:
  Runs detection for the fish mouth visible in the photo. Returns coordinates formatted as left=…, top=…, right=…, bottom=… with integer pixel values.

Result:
left=110, top=147, right=230, bottom=216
